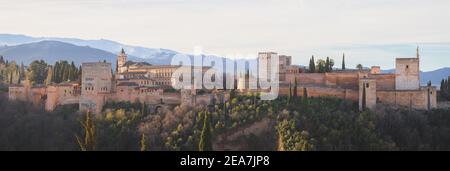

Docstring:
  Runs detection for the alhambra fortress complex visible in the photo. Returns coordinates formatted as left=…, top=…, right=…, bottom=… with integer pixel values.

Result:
left=8, top=48, right=437, bottom=113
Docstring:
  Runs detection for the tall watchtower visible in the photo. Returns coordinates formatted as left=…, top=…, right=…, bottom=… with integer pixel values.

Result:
left=395, top=47, right=420, bottom=90
left=80, top=62, right=112, bottom=113
left=359, top=78, right=377, bottom=111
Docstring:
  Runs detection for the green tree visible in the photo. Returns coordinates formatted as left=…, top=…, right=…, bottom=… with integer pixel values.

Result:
left=362, top=83, right=367, bottom=110
left=342, top=53, right=346, bottom=70
left=70, top=61, right=77, bottom=81
left=448, top=77, right=450, bottom=99
left=78, top=66, right=82, bottom=84
left=293, top=78, right=298, bottom=98
left=140, top=133, right=147, bottom=151
left=45, top=65, right=53, bottom=85
left=199, top=111, right=213, bottom=151
left=303, top=88, right=308, bottom=100
left=328, top=58, right=335, bottom=72
left=356, top=64, right=364, bottom=71
left=6, top=61, right=19, bottom=84
left=277, top=119, right=314, bottom=151
left=53, top=61, right=59, bottom=83
left=316, top=59, right=326, bottom=73
left=50, top=60, right=79, bottom=83
left=76, top=112, right=96, bottom=151
left=28, top=60, right=48, bottom=84
left=302, top=88, right=308, bottom=109
left=325, top=57, right=330, bottom=72
left=309, top=56, right=316, bottom=73
left=19, top=62, right=25, bottom=81
left=288, top=82, right=292, bottom=104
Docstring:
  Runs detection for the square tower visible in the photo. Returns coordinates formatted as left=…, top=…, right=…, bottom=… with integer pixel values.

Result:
left=359, top=78, right=377, bottom=111
left=258, top=52, right=278, bottom=82
left=80, top=62, right=112, bottom=113
left=278, top=55, right=292, bottom=81
left=395, top=58, right=420, bottom=90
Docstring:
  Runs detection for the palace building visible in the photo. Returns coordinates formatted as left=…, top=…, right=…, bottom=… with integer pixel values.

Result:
left=8, top=47, right=437, bottom=112
left=265, top=47, right=437, bottom=111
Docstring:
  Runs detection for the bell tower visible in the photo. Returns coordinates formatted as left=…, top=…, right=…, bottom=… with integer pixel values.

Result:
left=117, top=48, right=127, bottom=73
left=416, top=46, right=420, bottom=59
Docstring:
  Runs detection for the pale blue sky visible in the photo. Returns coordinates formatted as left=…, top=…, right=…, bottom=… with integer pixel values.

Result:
left=0, top=0, right=449, bottom=71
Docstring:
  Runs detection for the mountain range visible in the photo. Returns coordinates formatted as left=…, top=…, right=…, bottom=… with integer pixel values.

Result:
left=0, top=33, right=448, bottom=86
left=383, top=68, right=450, bottom=87
left=0, top=34, right=178, bottom=65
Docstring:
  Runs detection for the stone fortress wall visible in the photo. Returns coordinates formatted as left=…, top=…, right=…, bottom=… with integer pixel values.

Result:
left=8, top=47, right=437, bottom=112
left=260, top=48, right=437, bottom=110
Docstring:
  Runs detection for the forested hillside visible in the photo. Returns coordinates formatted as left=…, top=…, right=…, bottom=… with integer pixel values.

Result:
left=1, top=91, right=450, bottom=151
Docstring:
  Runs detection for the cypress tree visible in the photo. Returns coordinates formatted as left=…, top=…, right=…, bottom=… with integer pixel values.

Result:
left=199, top=111, right=212, bottom=151
left=293, top=78, right=298, bottom=98
left=70, top=61, right=77, bottom=81
left=445, top=79, right=449, bottom=98
left=78, top=66, right=82, bottom=83
left=308, top=58, right=311, bottom=73
left=19, top=62, right=25, bottom=80
left=45, top=66, right=53, bottom=85
left=76, top=112, right=96, bottom=151
left=288, top=82, right=292, bottom=104
left=52, top=62, right=59, bottom=83
left=325, top=57, right=330, bottom=72
left=362, top=83, right=367, bottom=110
left=309, top=56, right=316, bottom=73
left=448, top=77, right=450, bottom=98
left=303, top=87, right=308, bottom=99
left=301, top=87, right=309, bottom=110
left=342, top=53, right=346, bottom=70
left=312, top=56, right=316, bottom=72
left=223, top=102, right=228, bottom=125
left=141, top=102, right=147, bottom=116
left=140, top=133, right=147, bottom=151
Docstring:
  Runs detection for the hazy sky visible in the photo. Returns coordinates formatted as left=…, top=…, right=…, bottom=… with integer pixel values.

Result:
left=1, top=0, right=450, bottom=71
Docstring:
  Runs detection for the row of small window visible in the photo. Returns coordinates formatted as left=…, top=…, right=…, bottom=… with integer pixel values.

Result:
left=64, top=90, right=73, bottom=94
left=85, top=87, right=108, bottom=91
left=140, top=81, right=154, bottom=85
left=155, top=82, right=170, bottom=85
left=156, top=73, right=172, bottom=77
left=140, top=89, right=159, bottom=93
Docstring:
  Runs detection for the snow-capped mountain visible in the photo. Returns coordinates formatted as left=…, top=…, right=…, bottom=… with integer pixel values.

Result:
left=0, top=33, right=178, bottom=64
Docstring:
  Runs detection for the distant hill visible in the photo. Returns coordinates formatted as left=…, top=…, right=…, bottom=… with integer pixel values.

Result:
left=0, top=33, right=178, bottom=65
left=382, top=68, right=450, bottom=86
left=0, top=34, right=448, bottom=86
left=421, top=68, right=450, bottom=86
left=0, top=41, right=122, bottom=65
